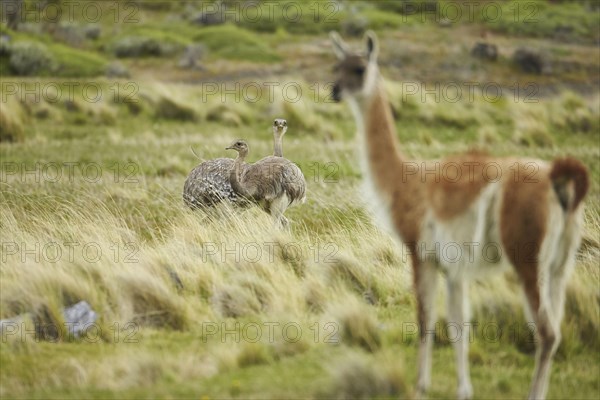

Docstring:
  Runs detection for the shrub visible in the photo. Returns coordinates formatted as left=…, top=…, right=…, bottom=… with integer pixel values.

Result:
left=237, top=343, right=273, bottom=367
left=50, top=44, right=107, bottom=77
left=8, top=41, right=55, bottom=75
left=327, top=254, right=371, bottom=296
left=119, top=272, right=190, bottom=330
left=483, top=0, right=598, bottom=44
left=328, top=297, right=381, bottom=352
left=319, top=352, right=408, bottom=399
left=193, top=24, right=280, bottom=63
left=113, top=36, right=176, bottom=58
left=512, top=104, right=555, bottom=148
left=211, top=275, right=273, bottom=318
left=154, top=96, right=197, bottom=121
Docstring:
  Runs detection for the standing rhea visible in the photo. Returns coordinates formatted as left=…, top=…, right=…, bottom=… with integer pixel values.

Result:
left=330, top=31, right=588, bottom=400
left=226, top=139, right=306, bottom=228
left=183, top=118, right=290, bottom=209
left=273, top=118, right=287, bottom=157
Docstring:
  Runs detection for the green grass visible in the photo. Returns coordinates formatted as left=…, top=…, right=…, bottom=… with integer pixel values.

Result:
left=482, top=0, right=599, bottom=43
left=0, top=26, right=107, bottom=77
left=192, top=24, right=281, bottom=63
left=1, top=75, right=598, bottom=398
left=1, top=3, right=599, bottom=398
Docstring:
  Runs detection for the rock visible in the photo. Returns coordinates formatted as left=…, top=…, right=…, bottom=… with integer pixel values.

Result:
left=106, top=61, right=130, bottom=78
left=0, top=35, right=11, bottom=57
left=341, top=15, right=369, bottom=37
left=8, top=41, right=55, bottom=76
left=438, top=17, right=453, bottom=28
left=513, top=47, right=550, bottom=75
left=178, top=44, right=206, bottom=70
left=0, top=301, right=98, bottom=340
left=191, top=9, right=226, bottom=26
left=53, top=22, right=85, bottom=47
left=84, top=24, right=102, bottom=40
left=471, top=42, right=498, bottom=61
left=113, top=36, right=165, bottom=58
left=62, top=301, right=97, bottom=338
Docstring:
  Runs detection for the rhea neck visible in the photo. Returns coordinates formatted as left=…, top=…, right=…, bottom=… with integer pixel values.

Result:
left=273, top=129, right=284, bottom=157
left=230, top=150, right=249, bottom=197
left=347, top=67, right=406, bottom=183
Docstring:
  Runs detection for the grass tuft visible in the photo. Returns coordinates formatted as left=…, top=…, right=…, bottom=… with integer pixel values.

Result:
left=193, top=25, right=281, bottom=63
left=318, top=351, right=408, bottom=399
left=0, top=98, right=26, bottom=142
left=328, top=297, right=381, bottom=353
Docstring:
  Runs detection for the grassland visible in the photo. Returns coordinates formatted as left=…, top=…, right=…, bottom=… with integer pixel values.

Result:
left=1, top=1, right=599, bottom=399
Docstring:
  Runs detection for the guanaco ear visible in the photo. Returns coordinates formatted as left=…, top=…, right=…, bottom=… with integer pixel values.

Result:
left=364, top=30, right=379, bottom=62
left=330, top=31, right=348, bottom=60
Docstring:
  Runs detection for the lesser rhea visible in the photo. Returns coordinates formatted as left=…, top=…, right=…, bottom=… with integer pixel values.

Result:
left=226, top=139, right=306, bottom=228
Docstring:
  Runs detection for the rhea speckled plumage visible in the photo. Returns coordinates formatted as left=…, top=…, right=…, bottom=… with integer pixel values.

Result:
left=330, top=30, right=589, bottom=400
left=183, top=157, right=244, bottom=208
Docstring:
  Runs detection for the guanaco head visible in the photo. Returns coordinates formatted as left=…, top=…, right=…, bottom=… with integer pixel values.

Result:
left=329, top=30, right=379, bottom=102
left=226, top=139, right=249, bottom=158
left=273, top=118, right=287, bottom=137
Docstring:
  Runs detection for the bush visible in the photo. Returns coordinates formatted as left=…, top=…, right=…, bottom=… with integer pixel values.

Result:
left=319, top=352, right=408, bottom=399
left=155, top=96, right=197, bottom=121
left=237, top=343, right=273, bottom=367
left=193, top=24, right=281, bottom=63
left=329, top=298, right=382, bottom=353
left=8, top=41, right=55, bottom=76
left=483, top=0, right=598, bottom=44
left=113, top=36, right=177, bottom=58
left=49, top=44, right=107, bottom=77
left=211, top=275, right=273, bottom=318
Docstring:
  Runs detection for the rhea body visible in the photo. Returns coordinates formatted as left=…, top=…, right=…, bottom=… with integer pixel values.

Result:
left=226, top=139, right=306, bottom=227
left=330, top=31, right=588, bottom=400
left=183, top=119, right=289, bottom=208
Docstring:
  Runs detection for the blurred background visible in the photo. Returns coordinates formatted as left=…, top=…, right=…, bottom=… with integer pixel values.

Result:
left=0, top=1, right=598, bottom=399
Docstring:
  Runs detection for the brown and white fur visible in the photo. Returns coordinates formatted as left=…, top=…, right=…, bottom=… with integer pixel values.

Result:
left=330, top=31, right=589, bottom=400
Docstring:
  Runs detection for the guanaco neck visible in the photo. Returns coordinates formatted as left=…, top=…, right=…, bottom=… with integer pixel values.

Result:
left=230, top=152, right=250, bottom=197
left=350, top=74, right=425, bottom=246
left=349, top=75, right=407, bottom=195
left=273, top=130, right=283, bottom=157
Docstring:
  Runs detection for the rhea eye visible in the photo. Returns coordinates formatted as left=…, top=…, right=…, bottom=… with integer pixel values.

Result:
left=283, top=121, right=287, bottom=126
left=354, top=66, right=365, bottom=75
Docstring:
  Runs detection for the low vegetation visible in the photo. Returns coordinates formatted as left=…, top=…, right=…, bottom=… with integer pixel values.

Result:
left=0, top=1, right=598, bottom=398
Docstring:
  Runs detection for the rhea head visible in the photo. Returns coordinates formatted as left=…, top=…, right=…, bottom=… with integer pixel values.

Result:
left=226, top=139, right=249, bottom=158
left=273, top=118, right=287, bottom=137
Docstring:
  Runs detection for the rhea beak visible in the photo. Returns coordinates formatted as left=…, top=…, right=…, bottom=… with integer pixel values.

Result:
left=225, top=146, right=232, bottom=150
